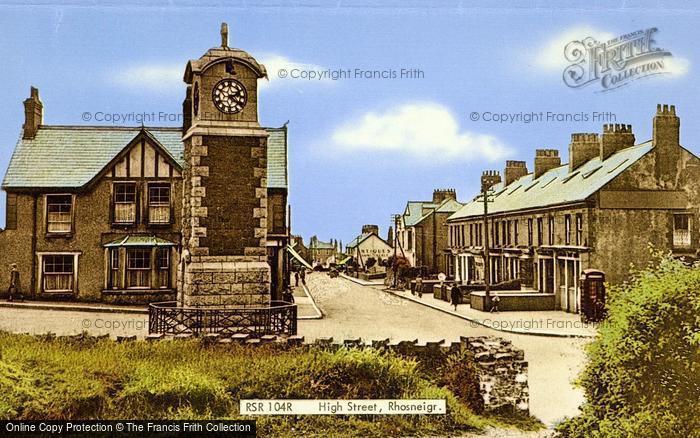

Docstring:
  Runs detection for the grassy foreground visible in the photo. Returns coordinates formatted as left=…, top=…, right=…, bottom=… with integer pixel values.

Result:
left=0, top=332, right=540, bottom=436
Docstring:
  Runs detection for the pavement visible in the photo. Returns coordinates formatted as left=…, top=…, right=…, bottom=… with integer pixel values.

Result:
left=384, top=288, right=598, bottom=338
left=293, top=283, right=323, bottom=319
left=0, top=299, right=148, bottom=314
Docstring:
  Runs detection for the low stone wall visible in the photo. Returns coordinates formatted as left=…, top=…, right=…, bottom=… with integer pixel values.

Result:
left=147, top=333, right=528, bottom=414
left=462, top=336, right=529, bottom=413
left=30, top=331, right=529, bottom=415
left=470, top=291, right=555, bottom=311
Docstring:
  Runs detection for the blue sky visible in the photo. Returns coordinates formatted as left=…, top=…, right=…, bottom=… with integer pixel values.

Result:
left=0, top=3, right=698, bottom=246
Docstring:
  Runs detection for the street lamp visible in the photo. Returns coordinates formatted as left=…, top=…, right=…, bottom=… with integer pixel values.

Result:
left=480, top=170, right=500, bottom=305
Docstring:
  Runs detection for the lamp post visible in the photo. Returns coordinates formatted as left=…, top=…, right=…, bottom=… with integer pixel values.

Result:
left=480, top=170, right=500, bottom=306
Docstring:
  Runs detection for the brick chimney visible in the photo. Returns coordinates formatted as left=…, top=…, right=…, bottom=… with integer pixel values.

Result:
left=23, top=86, right=43, bottom=140
left=569, top=133, right=600, bottom=171
left=432, top=189, right=457, bottom=203
left=362, top=224, right=379, bottom=235
left=534, top=149, right=561, bottom=179
left=653, top=104, right=681, bottom=187
left=504, top=160, right=528, bottom=186
left=480, top=170, right=502, bottom=191
left=600, top=124, right=635, bottom=161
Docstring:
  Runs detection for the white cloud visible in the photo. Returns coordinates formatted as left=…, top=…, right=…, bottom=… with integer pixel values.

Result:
left=258, top=54, right=333, bottom=89
left=534, top=25, right=615, bottom=72
left=111, top=63, right=183, bottom=92
left=663, top=56, right=690, bottom=76
left=329, top=103, right=511, bottom=164
left=110, top=54, right=329, bottom=92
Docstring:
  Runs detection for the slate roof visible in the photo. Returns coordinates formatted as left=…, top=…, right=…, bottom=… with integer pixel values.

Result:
left=309, top=239, right=335, bottom=250
left=448, top=141, right=654, bottom=221
left=346, top=233, right=372, bottom=249
left=2, top=125, right=288, bottom=190
left=403, top=198, right=463, bottom=226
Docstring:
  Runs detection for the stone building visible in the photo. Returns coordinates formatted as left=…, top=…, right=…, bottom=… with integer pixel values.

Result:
left=346, top=225, right=393, bottom=268
left=447, top=105, right=700, bottom=313
left=0, top=27, right=290, bottom=304
left=308, top=236, right=337, bottom=265
left=395, top=189, right=463, bottom=274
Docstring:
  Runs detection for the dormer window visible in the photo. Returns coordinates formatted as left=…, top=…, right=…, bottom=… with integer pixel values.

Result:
left=113, top=183, right=137, bottom=225
left=46, top=194, right=74, bottom=234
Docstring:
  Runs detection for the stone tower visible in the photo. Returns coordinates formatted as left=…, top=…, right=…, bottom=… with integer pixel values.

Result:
left=179, top=23, right=271, bottom=307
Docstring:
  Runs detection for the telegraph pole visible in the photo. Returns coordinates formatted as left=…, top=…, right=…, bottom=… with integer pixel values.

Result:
left=391, top=214, right=401, bottom=289
left=480, top=170, right=500, bottom=305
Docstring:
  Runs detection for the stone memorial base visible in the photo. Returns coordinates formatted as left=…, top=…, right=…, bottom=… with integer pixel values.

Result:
left=181, top=255, right=270, bottom=307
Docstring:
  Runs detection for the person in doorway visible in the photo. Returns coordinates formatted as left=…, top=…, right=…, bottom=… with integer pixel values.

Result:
left=450, top=284, right=461, bottom=311
left=414, top=275, right=423, bottom=298
left=490, top=293, right=500, bottom=313
left=299, top=268, right=306, bottom=285
left=7, top=264, right=23, bottom=302
left=294, top=270, right=300, bottom=287
left=283, top=286, right=295, bottom=304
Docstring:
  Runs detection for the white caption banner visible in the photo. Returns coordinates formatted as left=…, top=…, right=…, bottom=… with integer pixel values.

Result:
left=240, top=399, right=446, bottom=415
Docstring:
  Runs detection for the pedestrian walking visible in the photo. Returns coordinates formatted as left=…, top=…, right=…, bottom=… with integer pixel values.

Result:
left=414, top=275, right=423, bottom=297
left=450, top=284, right=461, bottom=311
left=294, top=270, right=299, bottom=287
left=300, top=269, right=306, bottom=285
left=490, top=293, right=500, bottom=313
left=7, top=264, right=23, bottom=302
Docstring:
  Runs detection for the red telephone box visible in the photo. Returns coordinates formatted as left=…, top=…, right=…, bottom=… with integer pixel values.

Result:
left=580, top=269, right=606, bottom=322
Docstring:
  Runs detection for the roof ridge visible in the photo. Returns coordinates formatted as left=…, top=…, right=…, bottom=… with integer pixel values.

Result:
left=39, top=125, right=183, bottom=131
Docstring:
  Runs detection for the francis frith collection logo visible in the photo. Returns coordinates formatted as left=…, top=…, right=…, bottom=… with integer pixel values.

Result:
left=563, top=27, right=674, bottom=91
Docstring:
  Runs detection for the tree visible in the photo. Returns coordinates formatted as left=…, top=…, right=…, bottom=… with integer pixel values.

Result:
left=556, top=251, right=700, bottom=437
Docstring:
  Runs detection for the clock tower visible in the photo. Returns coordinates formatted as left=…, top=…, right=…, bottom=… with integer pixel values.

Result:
left=179, top=23, right=271, bottom=307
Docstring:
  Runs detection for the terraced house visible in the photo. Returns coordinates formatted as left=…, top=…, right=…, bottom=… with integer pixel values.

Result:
left=396, top=189, right=463, bottom=274
left=0, top=86, right=289, bottom=303
left=447, top=105, right=700, bottom=313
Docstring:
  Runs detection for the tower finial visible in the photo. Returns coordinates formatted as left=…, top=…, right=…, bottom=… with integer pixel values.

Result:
left=221, top=22, right=229, bottom=48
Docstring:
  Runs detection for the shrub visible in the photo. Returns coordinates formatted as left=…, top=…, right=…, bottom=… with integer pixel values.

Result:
left=556, top=252, right=700, bottom=437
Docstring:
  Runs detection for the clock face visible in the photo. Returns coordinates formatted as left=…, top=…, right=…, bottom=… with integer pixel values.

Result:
left=212, top=79, right=247, bottom=114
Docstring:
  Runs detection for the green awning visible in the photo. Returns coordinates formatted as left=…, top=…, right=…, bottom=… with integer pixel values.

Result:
left=287, top=245, right=312, bottom=269
left=337, top=257, right=351, bottom=265
left=104, top=235, right=177, bottom=248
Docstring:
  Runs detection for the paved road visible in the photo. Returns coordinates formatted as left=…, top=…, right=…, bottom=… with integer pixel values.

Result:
left=298, top=273, right=589, bottom=428
left=0, top=273, right=588, bottom=428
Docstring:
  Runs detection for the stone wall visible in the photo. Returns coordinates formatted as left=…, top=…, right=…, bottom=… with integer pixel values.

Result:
left=182, top=255, right=270, bottom=307
left=151, top=333, right=530, bottom=415
left=462, top=336, right=529, bottom=412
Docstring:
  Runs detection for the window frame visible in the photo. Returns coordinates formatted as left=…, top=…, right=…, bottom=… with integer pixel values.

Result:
left=575, top=213, right=583, bottom=246
left=45, top=194, right=74, bottom=235
left=673, top=213, right=692, bottom=248
left=126, top=247, right=152, bottom=289
left=565, top=214, right=572, bottom=245
left=40, top=253, right=78, bottom=293
left=113, top=182, right=138, bottom=226
left=147, top=182, right=172, bottom=225
left=548, top=216, right=555, bottom=245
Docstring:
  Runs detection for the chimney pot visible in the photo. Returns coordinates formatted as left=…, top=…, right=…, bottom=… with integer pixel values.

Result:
left=600, top=123, right=635, bottom=160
